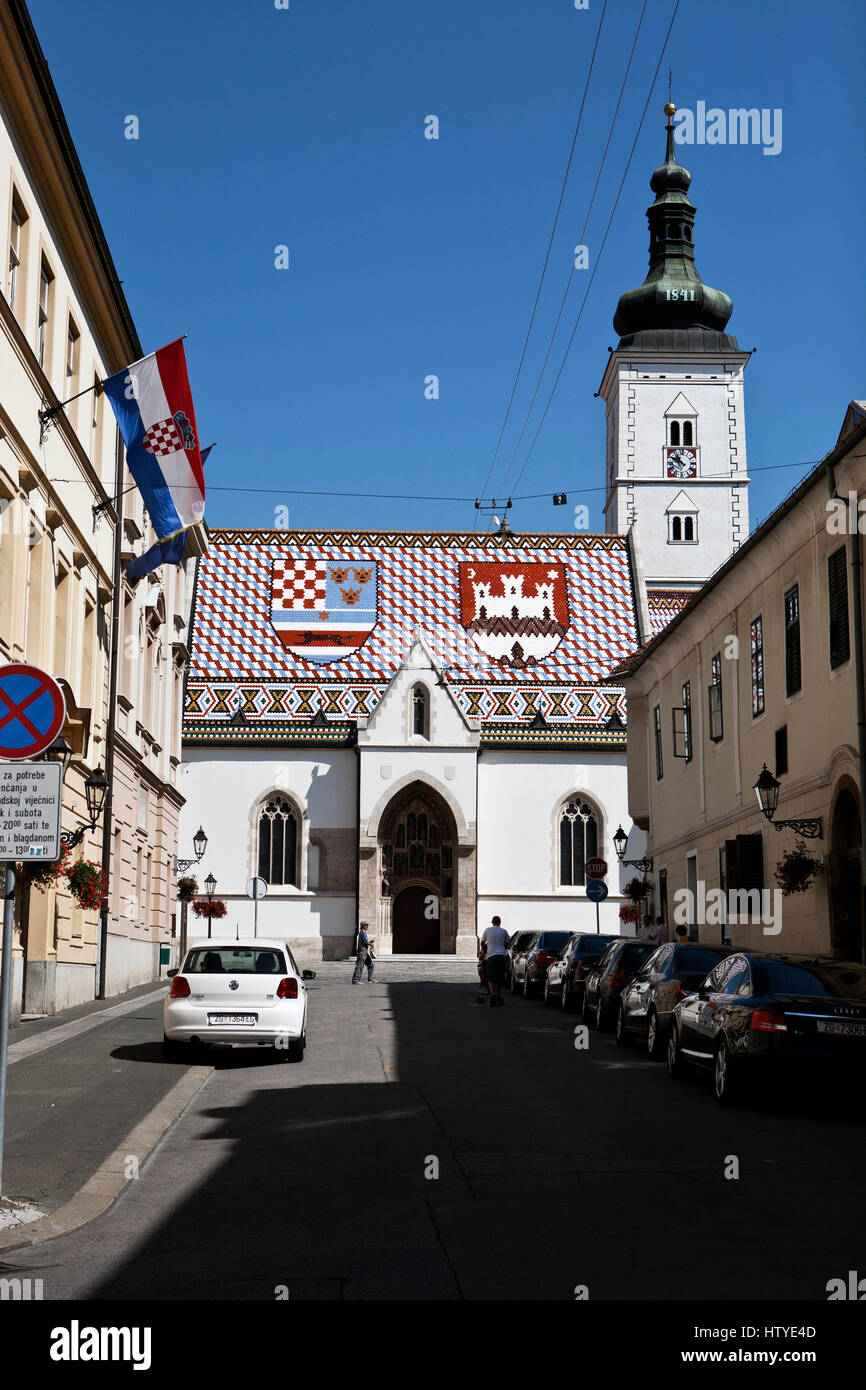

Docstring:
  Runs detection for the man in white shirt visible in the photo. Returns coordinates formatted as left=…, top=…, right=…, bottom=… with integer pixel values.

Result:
left=480, top=915, right=509, bottom=1007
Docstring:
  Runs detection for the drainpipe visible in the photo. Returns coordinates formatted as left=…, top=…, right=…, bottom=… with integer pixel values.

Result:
left=848, top=517, right=866, bottom=964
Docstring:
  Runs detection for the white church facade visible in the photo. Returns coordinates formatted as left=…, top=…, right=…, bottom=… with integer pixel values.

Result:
left=178, top=106, right=750, bottom=960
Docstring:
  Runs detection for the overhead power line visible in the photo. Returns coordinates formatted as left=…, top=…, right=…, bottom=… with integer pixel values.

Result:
left=473, top=0, right=610, bottom=529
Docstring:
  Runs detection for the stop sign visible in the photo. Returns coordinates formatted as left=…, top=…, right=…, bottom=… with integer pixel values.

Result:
left=585, top=857, right=608, bottom=879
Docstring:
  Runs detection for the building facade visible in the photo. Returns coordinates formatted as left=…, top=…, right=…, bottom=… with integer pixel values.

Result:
left=0, top=0, right=196, bottom=1017
left=617, top=405, right=866, bottom=960
left=180, top=530, right=642, bottom=957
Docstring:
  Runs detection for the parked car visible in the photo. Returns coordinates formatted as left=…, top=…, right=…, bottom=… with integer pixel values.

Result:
left=582, top=938, right=656, bottom=1030
left=505, top=930, right=537, bottom=986
left=667, top=952, right=866, bottom=1105
left=615, top=943, right=733, bottom=1055
left=164, top=938, right=316, bottom=1063
left=511, top=930, right=573, bottom=997
left=544, top=933, right=619, bottom=1010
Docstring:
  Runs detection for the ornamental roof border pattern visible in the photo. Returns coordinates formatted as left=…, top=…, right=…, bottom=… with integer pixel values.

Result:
left=206, top=529, right=626, bottom=551
left=180, top=719, right=626, bottom=750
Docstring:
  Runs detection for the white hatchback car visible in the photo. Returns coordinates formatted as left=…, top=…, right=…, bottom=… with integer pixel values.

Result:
left=163, top=938, right=315, bottom=1062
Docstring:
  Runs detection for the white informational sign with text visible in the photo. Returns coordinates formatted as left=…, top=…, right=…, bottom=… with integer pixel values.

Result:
left=0, top=762, right=63, bottom=861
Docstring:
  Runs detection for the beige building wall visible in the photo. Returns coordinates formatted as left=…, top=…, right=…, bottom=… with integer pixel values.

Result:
left=622, top=412, right=866, bottom=959
left=0, top=1, right=198, bottom=1016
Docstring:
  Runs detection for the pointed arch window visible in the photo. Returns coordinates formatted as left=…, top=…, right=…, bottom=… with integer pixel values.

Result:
left=559, top=799, right=599, bottom=887
left=257, top=795, right=298, bottom=885
left=412, top=683, right=429, bottom=738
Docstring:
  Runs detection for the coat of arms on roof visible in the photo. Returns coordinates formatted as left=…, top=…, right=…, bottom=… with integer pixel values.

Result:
left=458, top=562, right=569, bottom=668
left=270, top=558, right=378, bottom=663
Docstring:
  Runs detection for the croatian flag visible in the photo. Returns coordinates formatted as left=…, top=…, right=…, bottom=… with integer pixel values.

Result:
left=102, top=338, right=205, bottom=540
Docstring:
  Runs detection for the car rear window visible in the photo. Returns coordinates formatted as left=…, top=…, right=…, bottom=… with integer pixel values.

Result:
left=674, top=948, right=726, bottom=975
left=762, top=960, right=866, bottom=999
left=538, top=933, right=572, bottom=949
left=621, top=944, right=656, bottom=969
left=184, top=947, right=288, bottom=974
left=576, top=936, right=615, bottom=955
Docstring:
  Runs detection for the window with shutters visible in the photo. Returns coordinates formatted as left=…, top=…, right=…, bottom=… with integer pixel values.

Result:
left=750, top=615, right=764, bottom=716
left=775, top=725, right=788, bottom=776
left=708, top=652, right=723, bottom=742
left=784, top=585, right=801, bottom=695
left=828, top=547, right=850, bottom=669
left=682, top=681, right=692, bottom=762
left=654, top=704, right=663, bottom=779
left=724, top=834, right=764, bottom=921
left=257, top=795, right=298, bottom=886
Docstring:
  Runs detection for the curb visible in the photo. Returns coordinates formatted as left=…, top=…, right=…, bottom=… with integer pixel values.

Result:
left=0, top=1064, right=211, bottom=1253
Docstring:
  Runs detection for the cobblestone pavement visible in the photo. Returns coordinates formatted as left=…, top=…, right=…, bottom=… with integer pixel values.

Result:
left=301, top=958, right=478, bottom=986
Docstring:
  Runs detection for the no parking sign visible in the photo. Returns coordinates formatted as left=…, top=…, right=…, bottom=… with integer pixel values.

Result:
left=0, top=664, right=66, bottom=760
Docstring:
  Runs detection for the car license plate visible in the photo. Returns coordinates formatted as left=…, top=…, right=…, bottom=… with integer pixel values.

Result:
left=208, top=1013, right=256, bottom=1026
left=817, top=1019, right=866, bottom=1037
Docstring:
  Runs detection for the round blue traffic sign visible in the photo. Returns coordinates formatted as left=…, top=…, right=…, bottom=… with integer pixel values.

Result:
left=0, top=663, right=66, bottom=759
left=586, top=879, right=609, bottom=903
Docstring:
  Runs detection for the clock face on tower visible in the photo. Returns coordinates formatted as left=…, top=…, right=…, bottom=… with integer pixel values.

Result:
left=666, top=447, right=697, bottom=479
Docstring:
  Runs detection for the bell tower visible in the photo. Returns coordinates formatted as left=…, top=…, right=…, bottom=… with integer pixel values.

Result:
left=599, top=103, right=750, bottom=593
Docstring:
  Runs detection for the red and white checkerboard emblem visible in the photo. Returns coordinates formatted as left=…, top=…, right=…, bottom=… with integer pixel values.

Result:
left=142, top=417, right=183, bottom=458
left=272, top=560, right=327, bottom=610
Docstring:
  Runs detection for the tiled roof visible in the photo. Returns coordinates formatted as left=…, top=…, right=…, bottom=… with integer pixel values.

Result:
left=646, top=587, right=695, bottom=638
left=184, top=531, right=638, bottom=743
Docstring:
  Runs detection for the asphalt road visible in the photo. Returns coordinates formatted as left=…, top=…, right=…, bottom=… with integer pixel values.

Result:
left=5, top=960, right=866, bottom=1301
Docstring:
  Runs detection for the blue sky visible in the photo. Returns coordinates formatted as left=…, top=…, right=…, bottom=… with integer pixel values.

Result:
left=28, top=0, right=866, bottom=536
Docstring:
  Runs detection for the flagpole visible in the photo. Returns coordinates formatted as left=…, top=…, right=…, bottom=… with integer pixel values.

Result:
left=96, top=425, right=124, bottom=998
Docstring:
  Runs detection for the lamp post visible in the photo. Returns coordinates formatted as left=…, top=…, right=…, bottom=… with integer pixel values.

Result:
left=58, top=765, right=108, bottom=852
left=174, top=826, right=207, bottom=964
left=204, top=872, right=217, bottom=941
left=753, top=764, right=823, bottom=838
left=613, top=824, right=653, bottom=875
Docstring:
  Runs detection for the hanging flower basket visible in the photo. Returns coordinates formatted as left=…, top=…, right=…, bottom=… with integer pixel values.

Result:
left=177, top=876, right=198, bottom=903
left=66, top=858, right=106, bottom=912
left=774, top=841, right=822, bottom=897
left=624, top=877, right=650, bottom=903
left=191, top=898, right=227, bottom=920
left=18, top=846, right=70, bottom=894
left=619, top=902, right=642, bottom=925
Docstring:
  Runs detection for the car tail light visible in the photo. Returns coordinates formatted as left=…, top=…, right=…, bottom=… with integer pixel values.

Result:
left=277, top=977, right=299, bottom=999
left=169, top=976, right=191, bottom=998
left=608, top=971, right=628, bottom=988
left=536, top=952, right=553, bottom=967
left=751, top=1008, right=787, bottom=1033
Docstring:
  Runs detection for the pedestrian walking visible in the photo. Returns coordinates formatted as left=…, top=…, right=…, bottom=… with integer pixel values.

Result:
left=480, top=914, right=509, bottom=1007
left=352, top=920, right=375, bottom=983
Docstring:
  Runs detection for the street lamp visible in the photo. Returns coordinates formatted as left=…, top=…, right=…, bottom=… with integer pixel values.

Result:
left=175, top=827, right=208, bottom=963
left=59, top=765, right=109, bottom=851
left=204, top=872, right=217, bottom=941
left=613, top=824, right=653, bottom=874
left=174, top=826, right=207, bottom=875
left=45, top=734, right=73, bottom=781
left=753, top=764, right=823, bottom=838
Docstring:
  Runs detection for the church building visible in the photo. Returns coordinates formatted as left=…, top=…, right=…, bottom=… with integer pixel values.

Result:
left=178, top=108, right=750, bottom=959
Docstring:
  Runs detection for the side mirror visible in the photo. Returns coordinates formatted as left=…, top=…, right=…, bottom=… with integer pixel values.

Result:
left=302, top=969, right=317, bottom=980
left=167, top=969, right=178, bottom=978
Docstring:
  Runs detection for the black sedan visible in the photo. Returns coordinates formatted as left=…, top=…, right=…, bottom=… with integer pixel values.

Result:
left=511, top=930, right=573, bottom=998
left=544, top=932, right=619, bottom=1010
left=667, top=952, right=866, bottom=1105
left=615, top=943, right=733, bottom=1056
left=582, top=938, right=657, bottom=1030
left=505, top=931, right=537, bottom=987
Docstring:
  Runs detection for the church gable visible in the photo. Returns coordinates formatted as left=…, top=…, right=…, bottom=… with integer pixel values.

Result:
left=359, top=636, right=478, bottom=748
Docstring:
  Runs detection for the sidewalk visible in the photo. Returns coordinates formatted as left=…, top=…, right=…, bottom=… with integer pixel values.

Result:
left=0, top=978, right=210, bottom=1249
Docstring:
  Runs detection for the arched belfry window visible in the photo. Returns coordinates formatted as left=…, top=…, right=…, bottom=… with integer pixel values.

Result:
left=258, top=795, right=298, bottom=886
left=412, top=683, right=429, bottom=738
left=682, top=420, right=693, bottom=445
left=670, top=420, right=680, bottom=446
left=559, top=799, right=600, bottom=887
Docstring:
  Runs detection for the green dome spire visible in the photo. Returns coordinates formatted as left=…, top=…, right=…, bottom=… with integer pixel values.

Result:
left=613, top=104, right=738, bottom=349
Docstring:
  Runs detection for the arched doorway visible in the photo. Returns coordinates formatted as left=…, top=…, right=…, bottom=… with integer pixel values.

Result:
left=830, top=787, right=863, bottom=960
left=392, top=884, right=441, bottom=954
left=378, top=782, right=457, bottom=954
